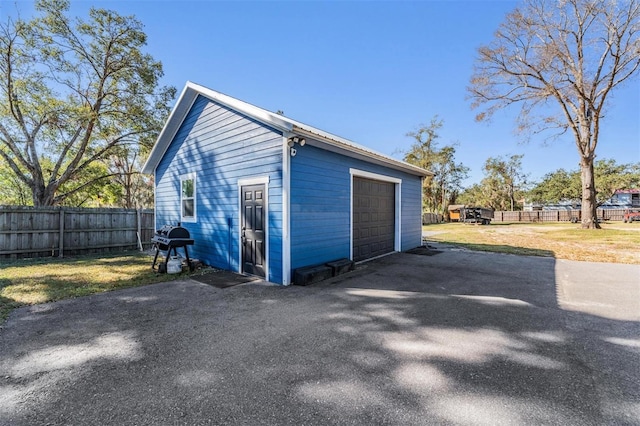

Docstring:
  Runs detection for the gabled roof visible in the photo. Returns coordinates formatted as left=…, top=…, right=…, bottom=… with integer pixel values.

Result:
left=142, top=81, right=430, bottom=177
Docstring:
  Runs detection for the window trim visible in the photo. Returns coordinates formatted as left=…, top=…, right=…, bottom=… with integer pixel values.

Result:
left=180, top=173, right=197, bottom=222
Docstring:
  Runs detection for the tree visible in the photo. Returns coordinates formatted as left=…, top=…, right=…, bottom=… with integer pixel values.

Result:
left=107, top=148, right=154, bottom=209
left=457, top=183, right=492, bottom=208
left=593, top=159, right=640, bottom=204
left=483, top=154, right=528, bottom=211
left=0, top=163, right=30, bottom=205
left=458, top=154, right=528, bottom=210
left=0, top=0, right=175, bottom=206
left=469, top=0, right=640, bottom=228
left=56, top=161, right=121, bottom=207
left=529, top=159, right=640, bottom=205
left=404, top=117, right=469, bottom=217
left=528, top=168, right=580, bottom=205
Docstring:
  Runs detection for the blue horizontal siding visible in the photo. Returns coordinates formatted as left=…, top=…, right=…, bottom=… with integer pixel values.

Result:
left=400, top=177, right=423, bottom=251
left=155, top=95, right=284, bottom=283
left=290, top=144, right=422, bottom=271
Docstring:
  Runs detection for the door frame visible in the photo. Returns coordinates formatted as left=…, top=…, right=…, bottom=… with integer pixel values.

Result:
left=349, top=169, right=402, bottom=261
left=238, top=176, right=269, bottom=280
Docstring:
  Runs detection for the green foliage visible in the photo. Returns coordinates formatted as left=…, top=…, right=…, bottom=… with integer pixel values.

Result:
left=593, top=159, right=640, bottom=203
left=459, top=154, right=528, bottom=210
left=528, top=169, right=581, bottom=204
left=469, top=0, right=640, bottom=228
left=107, top=147, right=154, bottom=208
left=56, top=161, right=120, bottom=207
left=0, top=0, right=175, bottom=206
left=404, top=117, right=469, bottom=215
left=457, top=183, right=489, bottom=208
left=0, top=160, right=31, bottom=205
left=528, top=159, right=640, bottom=205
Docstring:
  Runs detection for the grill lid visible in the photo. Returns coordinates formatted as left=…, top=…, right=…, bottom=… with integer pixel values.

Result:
left=156, top=224, right=190, bottom=239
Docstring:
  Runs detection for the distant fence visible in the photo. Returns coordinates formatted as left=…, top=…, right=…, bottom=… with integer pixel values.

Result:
left=0, top=206, right=155, bottom=259
left=422, top=213, right=444, bottom=224
left=491, top=209, right=627, bottom=223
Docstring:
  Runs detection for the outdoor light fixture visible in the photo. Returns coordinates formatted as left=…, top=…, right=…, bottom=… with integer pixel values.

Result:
left=287, top=136, right=306, bottom=147
left=287, top=136, right=306, bottom=156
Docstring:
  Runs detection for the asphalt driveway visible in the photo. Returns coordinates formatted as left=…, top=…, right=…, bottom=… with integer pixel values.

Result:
left=1, top=247, right=639, bottom=425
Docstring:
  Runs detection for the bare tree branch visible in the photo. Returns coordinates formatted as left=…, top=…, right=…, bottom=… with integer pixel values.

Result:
left=469, top=0, right=640, bottom=228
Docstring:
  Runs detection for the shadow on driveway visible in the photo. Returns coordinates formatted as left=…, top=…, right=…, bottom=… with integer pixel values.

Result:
left=0, top=249, right=638, bottom=425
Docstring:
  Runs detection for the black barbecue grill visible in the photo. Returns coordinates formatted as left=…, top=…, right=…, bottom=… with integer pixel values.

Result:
left=151, top=223, right=195, bottom=273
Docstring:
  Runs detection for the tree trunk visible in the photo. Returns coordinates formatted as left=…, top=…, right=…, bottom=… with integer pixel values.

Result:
left=580, top=156, right=600, bottom=229
left=31, top=180, right=57, bottom=206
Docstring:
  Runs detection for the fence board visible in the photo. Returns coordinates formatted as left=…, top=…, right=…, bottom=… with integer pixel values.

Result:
left=491, top=209, right=626, bottom=223
left=0, top=206, right=155, bottom=259
left=422, top=213, right=444, bottom=224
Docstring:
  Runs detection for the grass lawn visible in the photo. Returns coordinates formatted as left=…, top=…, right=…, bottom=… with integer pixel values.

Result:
left=0, top=251, right=190, bottom=323
left=3, top=223, right=638, bottom=323
left=423, top=222, right=640, bottom=264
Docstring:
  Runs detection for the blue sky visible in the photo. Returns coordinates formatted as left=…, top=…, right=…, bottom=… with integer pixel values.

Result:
left=3, top=0, right=639, bottom=186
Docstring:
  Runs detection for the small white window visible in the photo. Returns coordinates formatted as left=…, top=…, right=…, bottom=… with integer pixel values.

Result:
left=180, top=173, right=196, bottom=222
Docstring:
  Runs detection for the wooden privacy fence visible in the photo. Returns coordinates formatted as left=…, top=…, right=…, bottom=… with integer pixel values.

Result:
left=0, top=206, right=155, bottom=259
left=491, top=209, right=627, bottom=223
left=422, top=213, right=444, bottom=224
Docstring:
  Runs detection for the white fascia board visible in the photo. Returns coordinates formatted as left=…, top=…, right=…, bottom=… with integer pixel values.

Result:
left=142, top=81, right=294, bottom=174
left=143, top=81, right=429, bottom=178
left=142, top=84, right=198, bottom=174
left=293, top=126, right=431, bottom=177
left=186, top=82, right=293, bottom=134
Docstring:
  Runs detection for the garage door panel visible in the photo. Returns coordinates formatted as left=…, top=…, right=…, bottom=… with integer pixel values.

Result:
left=353, top=177, right=395, bottom=262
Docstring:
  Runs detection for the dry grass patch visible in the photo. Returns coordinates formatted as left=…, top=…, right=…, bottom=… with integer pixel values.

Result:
left=424, top=222, right=640, bottom=264
left=0, top=252, right=187, bottom=322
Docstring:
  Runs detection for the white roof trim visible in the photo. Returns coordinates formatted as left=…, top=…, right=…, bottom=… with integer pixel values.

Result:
left=143, top=81, right=431, bottom=177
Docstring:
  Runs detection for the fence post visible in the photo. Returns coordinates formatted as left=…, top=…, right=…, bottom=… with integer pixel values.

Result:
left=58, top=208, right=65, bottom=258
left=137, top=208, right=143, bottom=252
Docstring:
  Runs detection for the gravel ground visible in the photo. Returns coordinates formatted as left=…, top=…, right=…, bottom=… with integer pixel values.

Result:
left=1, top=247, right=638, bottom=425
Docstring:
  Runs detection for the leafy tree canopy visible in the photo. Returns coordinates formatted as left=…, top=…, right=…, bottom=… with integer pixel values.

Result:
left=458, top=154, right=528, bottom=211
left=0, top=0, right=175, bottom=206
left=404, top=117, right=469, bottom=216
left=528, top=159, right=640, bottom=205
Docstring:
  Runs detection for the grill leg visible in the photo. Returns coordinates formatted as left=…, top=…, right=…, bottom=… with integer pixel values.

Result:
left=164, top=243, right=174, bottom=272
left=152, top=244, right=160, bottom=271
left=184, top=246, right=194, bottom=271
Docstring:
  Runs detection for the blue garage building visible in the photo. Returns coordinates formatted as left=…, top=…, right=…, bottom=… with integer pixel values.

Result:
left=143, top=82, right=429, bottom=285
